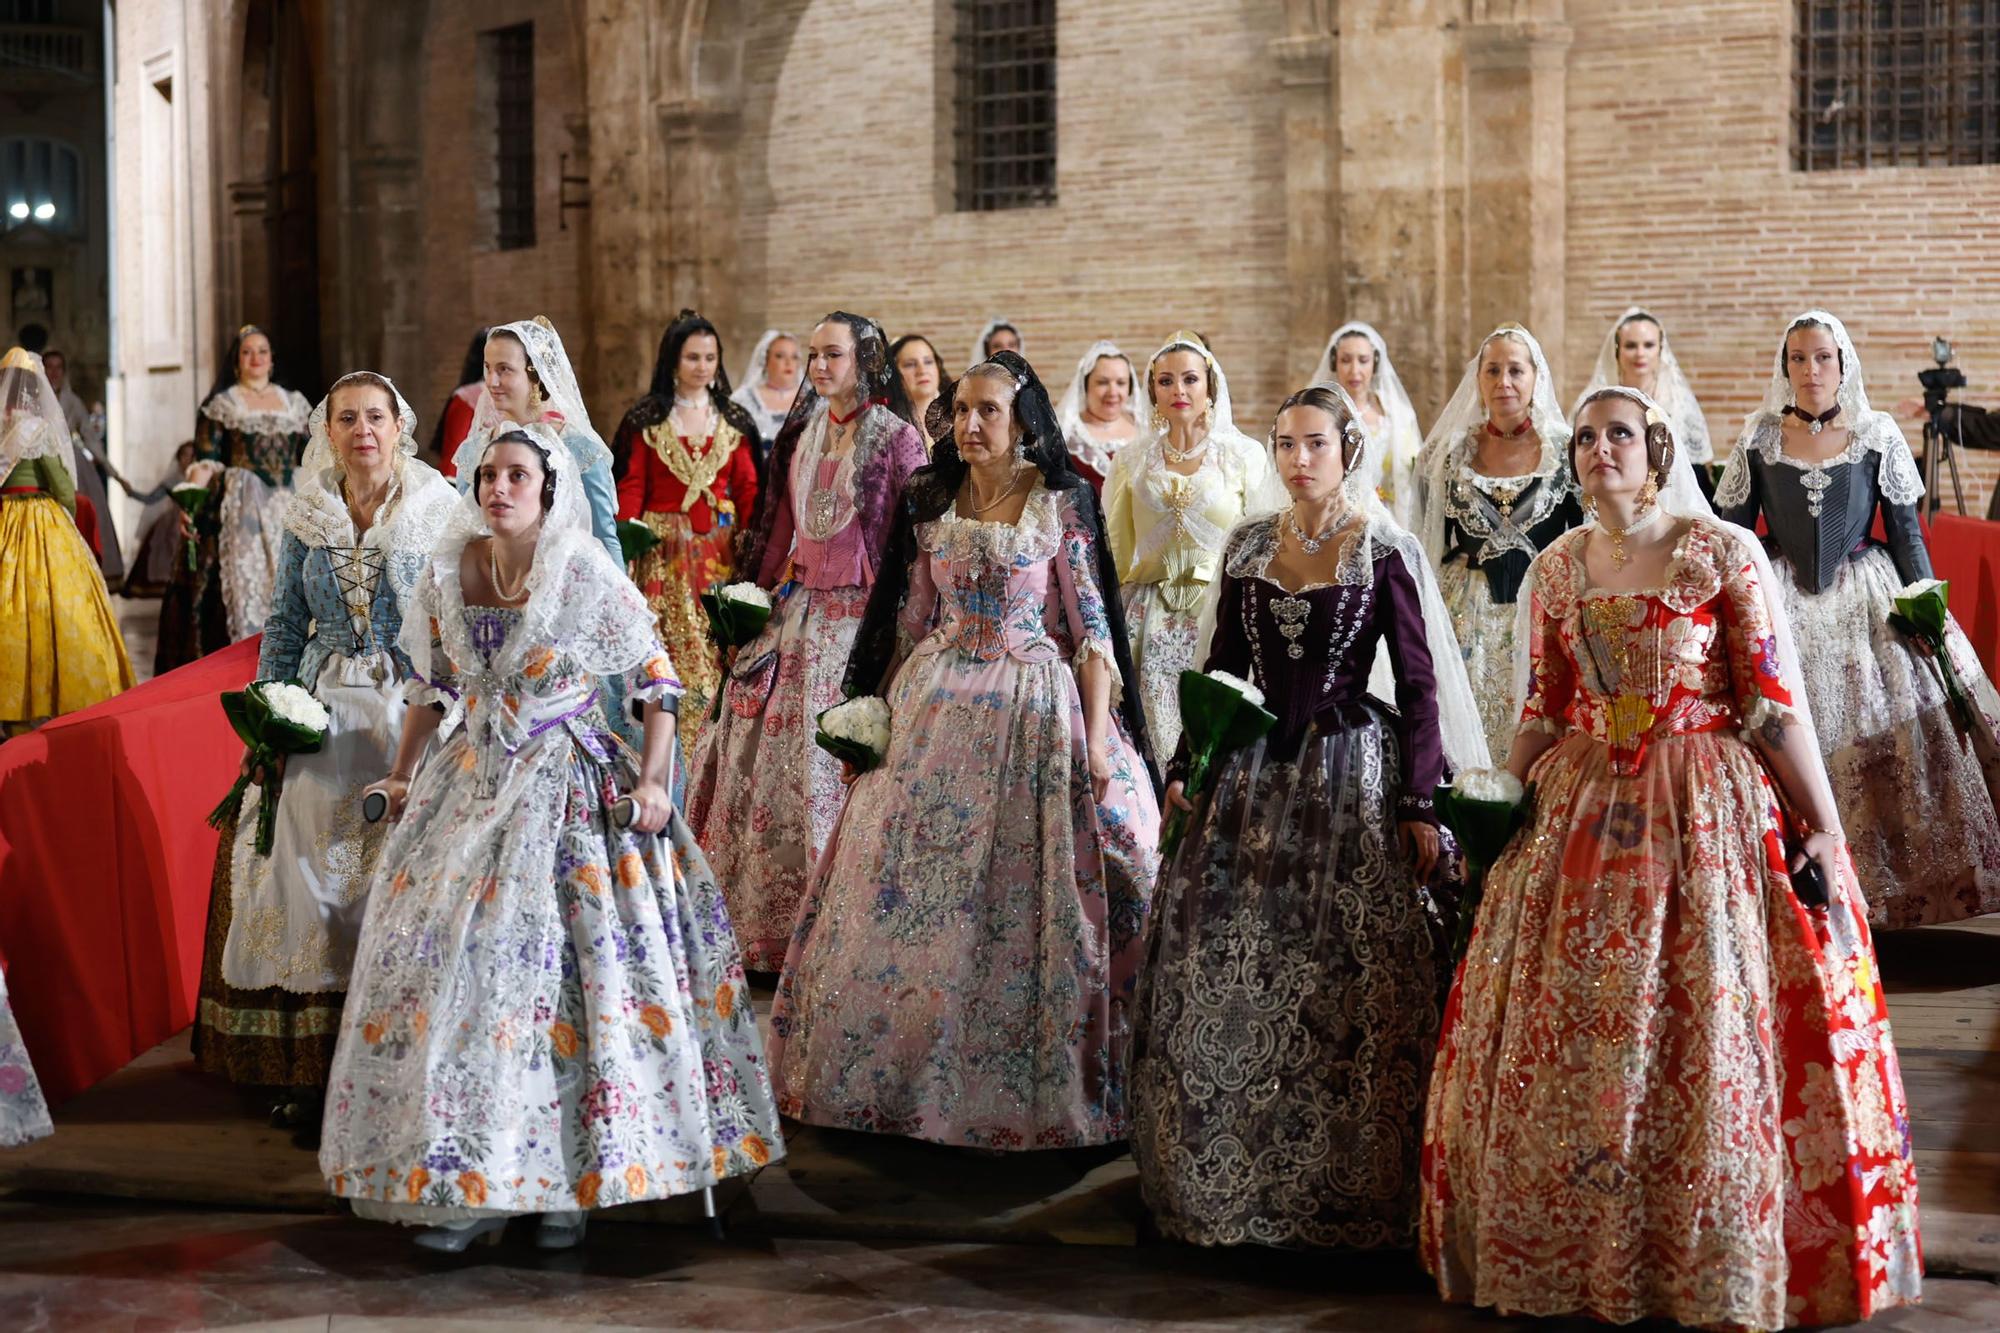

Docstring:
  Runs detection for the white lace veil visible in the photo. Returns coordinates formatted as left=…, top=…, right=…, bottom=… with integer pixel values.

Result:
left=1512, top=386, right=1831, bottom=829
left=970, top=317, right=1025, bottom=366
left=1578, top=306, right=1712, bottom=464
left=285, top=372, right=456, bottom=559
left=1715, top=308, right=1923, bottom=511
left=1310, top=321, right=1423, bottom=498
left=409, top=420, right=657, bottom=689
left=1055, top=340, right=1146, bottom=442
left=0, top=347, right=75, bottom=485
left=1416, top=323, right=1572, bottom=569
left=452, top=317, right=613, bottom=482
left=1196, top=383, right=1493, bottom=776
left=736, top=327, right=797, bottom=393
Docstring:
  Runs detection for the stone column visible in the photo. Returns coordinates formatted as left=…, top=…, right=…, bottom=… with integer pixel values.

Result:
left=1271, top=27, right=1339, bottom=387
left=1461, top=10, right=1572, bottom=375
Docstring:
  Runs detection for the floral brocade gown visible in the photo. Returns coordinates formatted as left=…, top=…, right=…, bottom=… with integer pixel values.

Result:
left=1421, top=520, right=1921, bottom=1331
left=768, top=483, right=1161, bottom=1149
left=321, top=600, right=782, bottom=1217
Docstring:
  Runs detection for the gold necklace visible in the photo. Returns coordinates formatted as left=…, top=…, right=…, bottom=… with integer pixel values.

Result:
left=966, top=470, right=1026, bottom=516
left=488, top=540, right=530, bottom=602
left=1592, top=489, right=1665, bottom=569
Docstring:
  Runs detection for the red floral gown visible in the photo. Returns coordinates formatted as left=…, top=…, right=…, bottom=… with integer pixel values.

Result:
left=614, top=418, right=758, bottom=746
left=1421, top=519, right=1921, bottom=1331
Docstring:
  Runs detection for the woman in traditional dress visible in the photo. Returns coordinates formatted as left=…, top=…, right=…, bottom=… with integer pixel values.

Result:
left=1312, top=321, right=1425, bottom=528
left=428, top=327, right=488, bottom=473
left=1718, top=310, right=2000, bottom=926
left=687, top=312, right=926, bottom=971
left=768, top=349, right=1160, bottom=1150
left=0, top=968, right=52, bottom=1147
left=971, top=317, right=1024, bottom=365
left=323, top=423, right=780, bottom=1252
left=1578, top=306, right=1713, bottom=495
left=730, top=328, right=803, bottom=465
left=0, top=347, right=134, bottom=734
left=1415, top=323, right=1579, bottom=759
left=451, top=317, right=621, bottom=570
left=1131, top=384, right=1488, bottom=1250
left=612, top=310, right=761, bottom=744
left=1422, top=385, right=1922, bottom=1331
left=888, top=333, right=949, bottom=444
left=115, top=440, right=198, bottom=597
left=157, top=325, right=312, bottom=673
left=190, top=372, right=457, bottom=1140
left=1055, top=340, right=1144, bottom=494
left=1105, top=332, right=1277, bottom=765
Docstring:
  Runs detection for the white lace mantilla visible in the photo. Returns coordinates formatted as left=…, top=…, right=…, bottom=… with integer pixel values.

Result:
left=1714, top=410, right=1923, bottom=509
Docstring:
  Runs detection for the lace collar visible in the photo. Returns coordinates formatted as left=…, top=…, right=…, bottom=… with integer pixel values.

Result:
left=201, top=384, right=311, bottom=435
left=1716, top=409, right=1923, bottom=508
left=1539, top=519, right=1727, bottom=618
left=1440, top=427, right=1573, bottom=559
left=282, top=454, right=458, bottom=563
left=1223, top=511, right=1377, bottom=593
left=918, top=479, right=1065, bottom=565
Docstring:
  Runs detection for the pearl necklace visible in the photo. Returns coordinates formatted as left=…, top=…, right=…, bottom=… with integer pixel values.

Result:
left=1287, top=503, right=1351, bottom=555
left=489, top=540, right=531, bottom=602
left=673, top=392, right=709, bottom=410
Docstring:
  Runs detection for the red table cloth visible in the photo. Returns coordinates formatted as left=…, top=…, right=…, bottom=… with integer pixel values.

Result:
left=1926, top=513, right=2000, bottom=680
left=0, top=638, right=257, bottom=1105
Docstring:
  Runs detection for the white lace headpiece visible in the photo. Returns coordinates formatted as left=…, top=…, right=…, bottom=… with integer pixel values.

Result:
left=970, top=317, right=1025, bottom=367
left=737, top=327, right=798, bottom=392
left=1311, top=320, right=1423, bottom=498
left=1576, top=306, right=1712, bottom=464
left=1054, top=339, right=1146, bottom=442
left=284, top=372, right=455, bottom=556
left=453, top=317, right=611, bottom=481
left=411, top=420, right=653, bottom=686
left=1715, top=308, right=1921, bottom=511
left=1415, top=323, right=1572, bottom=568
left=0, top=346, right=74, bottom=485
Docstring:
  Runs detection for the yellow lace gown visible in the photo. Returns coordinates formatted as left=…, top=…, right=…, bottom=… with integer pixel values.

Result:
left=0, top=457, right=136, bottom=726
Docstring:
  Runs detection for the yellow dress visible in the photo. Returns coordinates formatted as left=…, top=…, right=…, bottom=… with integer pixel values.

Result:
left=0, top=456, right=136, bottom=726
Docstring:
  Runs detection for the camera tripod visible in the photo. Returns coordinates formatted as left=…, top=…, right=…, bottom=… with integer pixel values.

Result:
left=1920, top=410, right=1968, bottom=522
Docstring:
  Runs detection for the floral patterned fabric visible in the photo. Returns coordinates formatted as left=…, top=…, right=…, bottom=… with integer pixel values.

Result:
left=0, top=970, right=53, bottom=1147
left=1421, top=520, right=1922, bottom=1331
left=321, top=602, right=783, bottom=1215
left=767, top=484, right=1161, bottom=1149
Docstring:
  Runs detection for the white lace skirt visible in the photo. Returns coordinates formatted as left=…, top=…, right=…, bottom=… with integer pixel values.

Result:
left=1122, top=578, right=1204, bottom=767
left=220, top=653, right=403, bottom=992
left=218, top=467, right=291, bottom=640
left=1437, top=560, right=1520, bottom=763
left=1774, top=546, right=2000, bottom=927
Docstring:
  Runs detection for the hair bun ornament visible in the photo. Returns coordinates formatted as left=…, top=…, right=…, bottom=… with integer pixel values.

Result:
left=1644, top=405, right=1666, bottom=427
left=675, top=307, right=699, bottom=323
left=237, top=323, right=262, bottom=339
left=0, top=346, right=40, bottom=373
left=532, top=314, right=554, bottom=330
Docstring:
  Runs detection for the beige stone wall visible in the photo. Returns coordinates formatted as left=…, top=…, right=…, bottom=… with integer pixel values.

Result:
left=726, top=0, right=1294, bottom=435
left=1563, top=0, right=2000, bottom=512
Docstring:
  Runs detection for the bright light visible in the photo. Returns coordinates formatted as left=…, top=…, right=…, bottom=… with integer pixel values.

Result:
left=32, top=202, right=54, bottom=220
left=6, top=202, right=27, bottom=220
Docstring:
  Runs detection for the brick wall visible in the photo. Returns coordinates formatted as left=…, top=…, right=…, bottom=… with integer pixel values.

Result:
left=1564, top=0, right=2000, bottom=514
left=410, top=2, right=592, bottom=439
left=726, top=0, right=1294, bottom=435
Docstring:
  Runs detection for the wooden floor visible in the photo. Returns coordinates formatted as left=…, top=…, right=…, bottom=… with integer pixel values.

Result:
left=5, top=919, right=1997, bottom=1272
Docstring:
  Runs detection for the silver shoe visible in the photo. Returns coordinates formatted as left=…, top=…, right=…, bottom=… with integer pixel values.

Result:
left=412, top=1217, right=508, bottom=1253
left=534, top=1211, right=588, bottom=1250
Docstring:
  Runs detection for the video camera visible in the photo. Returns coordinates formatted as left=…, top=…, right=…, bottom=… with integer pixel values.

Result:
left=1920, top=335, right=1967, bottom=415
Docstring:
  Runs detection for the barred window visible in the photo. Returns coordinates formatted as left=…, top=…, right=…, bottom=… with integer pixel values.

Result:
left=953, top=0, right=1056, bottom=212
left=485, top=22, right=536, bottom=250
left=1794, top=1, right=2000, bottom=169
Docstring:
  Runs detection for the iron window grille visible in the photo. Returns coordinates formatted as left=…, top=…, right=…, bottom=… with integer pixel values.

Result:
left=491, top=22, right=536, bottom=249
left=1794, top=0, right=2000, bottom=169
left=953, top=0, right=1056, bottom=211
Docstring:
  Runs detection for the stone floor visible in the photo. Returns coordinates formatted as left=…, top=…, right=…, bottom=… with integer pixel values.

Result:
left=3, top=1194, right=1998, bottom=1333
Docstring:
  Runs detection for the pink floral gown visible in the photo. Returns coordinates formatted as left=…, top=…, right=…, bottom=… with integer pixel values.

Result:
left=768, top=482, right=1161, bottom=1149
left=1420, top=519, right=1921, bottom=1330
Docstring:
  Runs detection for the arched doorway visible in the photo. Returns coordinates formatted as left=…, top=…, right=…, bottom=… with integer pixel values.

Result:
left=231, top=0, right=321, bottom=399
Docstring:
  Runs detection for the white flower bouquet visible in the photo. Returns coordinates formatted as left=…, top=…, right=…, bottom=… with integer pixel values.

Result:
left=170, top=468, right=219, bottom=572
left=1889, top=578, right=1976, bottom=735
left=206, top=680, right=331, bottom=855
left=702, top=581, right=777, bottom=718
left=1435, top=767, right=1529, bottom=961
left=1161, top=668, right=1278, bottom=860
left=815, top=695, right=893, bottom=775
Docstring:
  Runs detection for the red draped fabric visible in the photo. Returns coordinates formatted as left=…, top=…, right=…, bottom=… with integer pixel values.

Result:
left=0, top=638, right=257, bottom=1105
left=1926, top=513, right=2000, bottom=679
